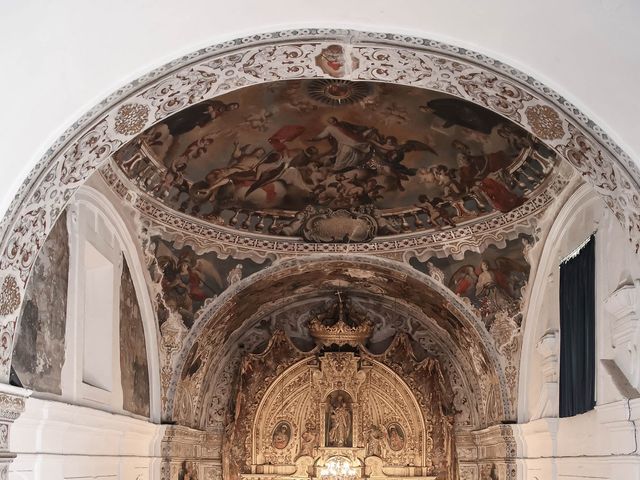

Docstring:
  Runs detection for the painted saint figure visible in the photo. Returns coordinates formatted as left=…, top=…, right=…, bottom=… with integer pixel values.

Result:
left=387, top=424, right=405, bottom=451
left=271, top=422, right=291, bottom=449
left=476, top=260, right=514, bottom=314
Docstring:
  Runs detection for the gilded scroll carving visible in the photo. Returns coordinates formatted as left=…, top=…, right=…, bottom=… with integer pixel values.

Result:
left=221, top=300, right=460, bottom=480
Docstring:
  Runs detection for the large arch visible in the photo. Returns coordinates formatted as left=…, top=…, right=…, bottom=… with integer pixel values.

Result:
left=0, top=29, right=637, bottom=385
left=516, top=184, right=598, bottom=422
left=69, top=185, right=163, bottom=422
left=196, top=294, right=485, bottom=431
left=168, top=254, right=513, bottom=426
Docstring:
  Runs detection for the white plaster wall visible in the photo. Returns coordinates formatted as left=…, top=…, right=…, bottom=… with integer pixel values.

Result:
left=61, top=184, right=162, bottom=423
left=6, top=185, right=164, bottom=479
left=8, top=396, right=165, bottom=480
left=1, top=0, right=639, bottom=222
left=516, top=184, right=640, bottom=478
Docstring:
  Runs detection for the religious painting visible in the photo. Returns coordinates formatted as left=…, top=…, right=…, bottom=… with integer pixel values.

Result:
left=386, top=423, right=405, bottom=451
left=271, top=421, right=292, bottom=449
left=315, top=45, right=359, bottom=77
left=325, top=390, right=353, bottom=447
left=115, top=79, right=557, bottom=238
left=148, top=237, right=271, bottom=328
left=12, top=210, right=69, bottom=395
left=410, top=235, right=531, bottom=327
left=119, top=259, right=150, bottom=417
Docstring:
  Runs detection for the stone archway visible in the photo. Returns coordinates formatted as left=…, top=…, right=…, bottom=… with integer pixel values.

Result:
left=0, top=28, right=637, bottom=384
left=168, top=254, right=514, bottom=427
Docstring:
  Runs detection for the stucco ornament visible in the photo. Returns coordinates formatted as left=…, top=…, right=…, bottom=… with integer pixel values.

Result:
left=525, top=105, right=565, bottom=140
left=113, top=103, right=150, bottom=135
left=0, top=276, right=20, bottom=317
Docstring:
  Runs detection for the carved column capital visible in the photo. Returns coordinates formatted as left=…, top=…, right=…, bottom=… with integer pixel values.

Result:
left=604, top=281, right=640, bottom=388
left=0, top=385, right=31, bottom=478
left=536, top=330, right=559, bottom=383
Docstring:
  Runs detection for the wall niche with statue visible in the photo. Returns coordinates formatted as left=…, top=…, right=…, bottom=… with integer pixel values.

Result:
left=222, top=295, right=458, bottom=480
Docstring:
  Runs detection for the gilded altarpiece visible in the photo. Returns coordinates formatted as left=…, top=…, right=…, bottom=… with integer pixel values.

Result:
left=224, top=330, right=457, bottom=480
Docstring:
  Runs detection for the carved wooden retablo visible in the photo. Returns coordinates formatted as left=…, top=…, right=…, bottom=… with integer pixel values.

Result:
left=223, top=297, right=456, bottom=480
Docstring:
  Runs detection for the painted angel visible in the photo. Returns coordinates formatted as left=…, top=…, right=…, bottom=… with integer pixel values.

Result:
left=449, top=257, right=527, bottom=321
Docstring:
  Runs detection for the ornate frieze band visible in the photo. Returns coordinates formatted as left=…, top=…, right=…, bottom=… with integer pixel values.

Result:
left=101, top=161, right=571, bottom=262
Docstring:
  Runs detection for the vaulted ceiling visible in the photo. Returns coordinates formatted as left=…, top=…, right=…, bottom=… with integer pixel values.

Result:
left=110, top=79, right=560, bottom=241
left=86, top=75, right=578, bottom=429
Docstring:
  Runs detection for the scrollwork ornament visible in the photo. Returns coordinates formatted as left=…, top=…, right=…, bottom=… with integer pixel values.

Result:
left=143, top=66, right=220, bottom=118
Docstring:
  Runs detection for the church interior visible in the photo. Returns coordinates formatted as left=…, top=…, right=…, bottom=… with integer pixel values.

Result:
left=1, top=3, right=639, bottom=479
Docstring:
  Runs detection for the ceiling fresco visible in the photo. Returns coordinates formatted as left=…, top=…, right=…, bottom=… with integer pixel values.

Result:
left=410, top=235, right=532, bottom=329
left=148, top=237, right=272, bottom=329
left=113, top=79, right=558, bottom=240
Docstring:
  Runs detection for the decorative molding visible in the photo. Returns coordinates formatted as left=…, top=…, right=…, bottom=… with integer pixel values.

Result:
left=604, top=281, right=640, bottom=389
left=301, top=208, right=378, bottom=243
left=101, top=160, right=571, bottom=262
left=456, top=424, right=517, bottom=480
left=0, top=386, right=30, bottom=475
left=531, top=330, right=559, bottom=420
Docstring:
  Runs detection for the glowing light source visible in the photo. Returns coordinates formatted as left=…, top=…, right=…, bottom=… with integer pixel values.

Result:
left=319, top=456, right=358, bottom=480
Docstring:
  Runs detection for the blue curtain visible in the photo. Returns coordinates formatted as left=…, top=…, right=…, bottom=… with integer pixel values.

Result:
left=559, top=235, right=596, bottom=417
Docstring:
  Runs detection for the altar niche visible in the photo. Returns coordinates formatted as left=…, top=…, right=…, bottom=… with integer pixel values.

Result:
left=235, top=343, right=448, bottom=479
left=325, top=390, right=353, bottom=448
left=223, top=296, right=459, bottom=480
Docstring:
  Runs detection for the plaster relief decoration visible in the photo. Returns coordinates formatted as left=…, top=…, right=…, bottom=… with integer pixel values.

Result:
left=222, top=296, right=459, bottom=480
left=0, top=276, right=20, bottom=317
left=119, top=258, right=151, bottom=417
left=315, top=45, right=358, bottom=78
left=532, top=330, right=559, bottom=420
left=11, top=211, right=69, bottom=395
left=603, top=280, right=640, bottom=389
left=112, top=79, right=558, bottom=241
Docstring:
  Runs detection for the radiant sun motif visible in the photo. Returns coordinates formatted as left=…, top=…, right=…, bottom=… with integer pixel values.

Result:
left=307, top=79, right=371, bottom=106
